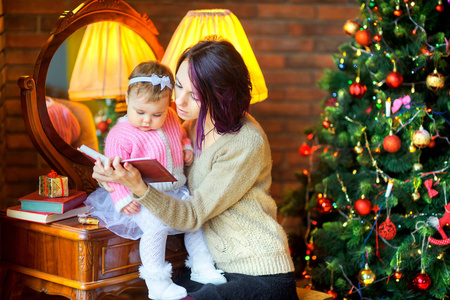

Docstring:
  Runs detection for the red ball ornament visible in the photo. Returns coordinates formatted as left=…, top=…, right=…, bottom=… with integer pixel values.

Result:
left=306, top=243, right=315, bottom=252
left=298, top=144, right=311, bottom=156
left=316, top=197, right=333, bottom=214
left=322, top=119, right=331, bottom=129
left=428, top=138, right=436, bottom=148
left=354, top=198, right=373, bottom=216
left=436, top=4, right=444, bottom=12
left=324, top=97, right=338, bottom=107
left=349, top=81, right=367, bottom=98
left=97, top=120, right=109, bottom=133
left=327, top=289, right=338, bottom=299
left=343, top=20, right=360, bottom=36
left=386, top=71, right=403, bottom=88
left=355, top=29, right=372, bottom=46
left=383, top=134, right=401, bottom=153
left=379, top=218, right=397, bottom=240
left=413, top=272, right=432, bottom=290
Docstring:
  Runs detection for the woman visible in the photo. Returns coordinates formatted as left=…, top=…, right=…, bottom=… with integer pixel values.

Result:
left=93, top=37, right=298, bottom=300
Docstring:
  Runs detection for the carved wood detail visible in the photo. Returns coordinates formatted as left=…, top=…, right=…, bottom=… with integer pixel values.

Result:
left=79, top=241, right=94, bottom=273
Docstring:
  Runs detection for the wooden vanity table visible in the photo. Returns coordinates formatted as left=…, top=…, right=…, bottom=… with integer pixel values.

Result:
left=0, top=213, right=186, bottom=299
left=2, top=1, right=186, bottom=299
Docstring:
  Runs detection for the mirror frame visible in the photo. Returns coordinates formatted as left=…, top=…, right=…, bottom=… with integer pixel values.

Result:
left=19, top=0, right=165, bottom=192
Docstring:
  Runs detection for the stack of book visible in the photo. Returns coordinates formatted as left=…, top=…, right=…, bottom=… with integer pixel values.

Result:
left=7, top=190, right=89, bottom=224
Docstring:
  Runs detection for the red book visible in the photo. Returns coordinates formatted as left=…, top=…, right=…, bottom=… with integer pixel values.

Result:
left=77, top=144, right=177, bottom=182
left=6, top=204, right=90, bottom=224
left=19, top=190, right=87, bottom=214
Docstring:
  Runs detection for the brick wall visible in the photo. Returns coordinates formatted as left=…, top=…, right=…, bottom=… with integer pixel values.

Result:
left=1, top=0, right=359, bottom=208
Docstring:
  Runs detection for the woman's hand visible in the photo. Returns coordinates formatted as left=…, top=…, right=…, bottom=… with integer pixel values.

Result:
left=93, top=157, right=148, bottom=197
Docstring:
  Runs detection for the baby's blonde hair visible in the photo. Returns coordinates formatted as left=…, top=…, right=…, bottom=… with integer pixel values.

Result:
left=128, top=61, right=174, bottom=103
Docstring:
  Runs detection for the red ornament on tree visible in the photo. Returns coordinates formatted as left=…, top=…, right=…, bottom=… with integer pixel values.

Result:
left=386, top=71, right=403, bottom=88
left=316, top=197, right=333, bottom=214
left=298, top=144, right=311, bottom=156
left=383, top=133, right=401, bottom=153
left=436, top=3, right=444, bottom=12
left=355, top=29, right=372, bottom=46
left=97, top=120, right=109, bottom=134
left=428, top=137, right=436, bottom=148
left=322, top=119, right=331, bottom=129
left=354, top=198, right=373, bottom=216
left=324, top=97, right=338, bottom=107
left=349, top=80, right=367, bottom=98
left=379, top=218, right=397, bottom=240
left=413, top=271, right=432, bottom=290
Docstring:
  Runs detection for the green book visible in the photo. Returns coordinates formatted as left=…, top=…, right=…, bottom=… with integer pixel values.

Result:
left=19, top=190, right=87, bottom=214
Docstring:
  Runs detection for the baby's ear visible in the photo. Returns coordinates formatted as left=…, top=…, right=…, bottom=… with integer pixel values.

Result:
left=125, top=92, right=129, bottom=105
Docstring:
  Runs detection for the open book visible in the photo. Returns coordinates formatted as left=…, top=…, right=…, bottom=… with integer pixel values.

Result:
left=78, top=144, right=177, bottom=183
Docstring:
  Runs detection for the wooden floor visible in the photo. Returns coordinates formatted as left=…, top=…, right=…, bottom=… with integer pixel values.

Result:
left=20, top=279, right=311, bottom=299
left=20, top=286, right=149, bottom=300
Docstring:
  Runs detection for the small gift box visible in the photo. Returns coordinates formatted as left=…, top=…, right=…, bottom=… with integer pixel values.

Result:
left=39, top=170, right=69, bottom=198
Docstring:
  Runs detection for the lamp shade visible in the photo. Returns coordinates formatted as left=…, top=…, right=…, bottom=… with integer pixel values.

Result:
left=162, top=9, right=268, bottom=104
left=68, top=21, right=157, bottom=101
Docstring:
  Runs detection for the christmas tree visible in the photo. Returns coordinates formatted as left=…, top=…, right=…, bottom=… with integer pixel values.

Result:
left=280, top=0, right=450, bottom=299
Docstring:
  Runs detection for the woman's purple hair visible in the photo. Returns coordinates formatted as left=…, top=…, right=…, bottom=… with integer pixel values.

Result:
left=175, top=36, right=252, bottom=154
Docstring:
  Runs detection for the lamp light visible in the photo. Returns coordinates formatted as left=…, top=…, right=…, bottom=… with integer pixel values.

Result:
left=68, top=21, right=156, bottom=104
left=162, top=9, right=268, bottom=104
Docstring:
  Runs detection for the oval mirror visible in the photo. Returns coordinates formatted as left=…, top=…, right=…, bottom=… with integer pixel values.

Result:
left=46, top=21, right=158, bottom=153
left=20, top=0, right=164, bottom=191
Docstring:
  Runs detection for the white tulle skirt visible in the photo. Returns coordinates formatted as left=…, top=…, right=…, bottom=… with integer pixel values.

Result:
left=84, top=186, right=189, bottom=240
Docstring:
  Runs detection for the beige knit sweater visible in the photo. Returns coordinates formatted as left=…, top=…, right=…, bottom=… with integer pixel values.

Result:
left=135, top=114, right=295, bottom=276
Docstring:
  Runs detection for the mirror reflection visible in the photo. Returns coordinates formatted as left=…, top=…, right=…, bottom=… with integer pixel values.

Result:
left=46, top=21, right=158, bottom=151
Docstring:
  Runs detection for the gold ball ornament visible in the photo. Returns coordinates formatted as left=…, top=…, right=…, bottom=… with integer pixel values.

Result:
left=358, top=263, right=376, bottom=286
left=412, top=126, right=431, bottom=148
left=343, top=20, right=360, bottom=36
left=413, top=162, right=423, bottom=172
left=412, top=191, right=421, bottom=201
left=426, top=69, right=445, bottom=91
left=409, top=144, right=417, bottom=153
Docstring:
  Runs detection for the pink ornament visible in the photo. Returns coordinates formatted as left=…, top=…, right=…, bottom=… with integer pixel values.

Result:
left=391, top=95, right=411, bottom=113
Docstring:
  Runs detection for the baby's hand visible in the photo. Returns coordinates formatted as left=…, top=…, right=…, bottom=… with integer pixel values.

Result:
left=121, top=201, right=141, bottom=216
left=183, top=149, right=194, bottom=166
